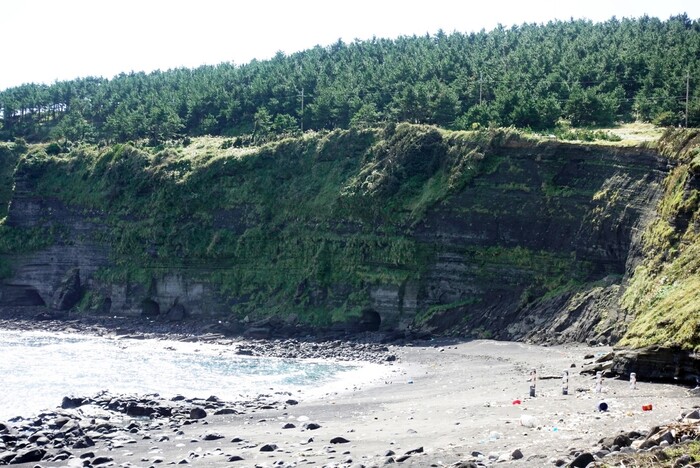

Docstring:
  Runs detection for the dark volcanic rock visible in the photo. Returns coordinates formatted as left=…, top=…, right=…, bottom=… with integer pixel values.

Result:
left=0, top=451, right=16, bottom=464
left=72, top=436, right=95, bottom=449
left=61, top=396, right=84, bottom=409
left=330, top=436, right=350, bottom=444
left=166, top=302, right=186, bottom=322
left=51, top=268, right=82, bottom=311
left=570, top=452, right=595, bottom=468
left=126, top=403, right=155, bottom=417
left=259, top=443, right=278, bottom=452
left=612, top=346, right=700, bottom=384
left=10, top=447, right=46, bottom=464
left=189, top=408, right=207, bottom=420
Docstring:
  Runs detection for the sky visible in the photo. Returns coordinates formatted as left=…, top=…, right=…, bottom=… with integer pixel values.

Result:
left=1, top=0, right=698, bottom=91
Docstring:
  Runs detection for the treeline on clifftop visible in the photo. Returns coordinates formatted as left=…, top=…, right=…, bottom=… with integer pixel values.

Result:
left=1, top=15, right=699, bottom=144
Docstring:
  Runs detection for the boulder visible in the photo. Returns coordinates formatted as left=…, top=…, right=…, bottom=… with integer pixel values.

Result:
left=72, top=436, right=95, bottom=449
left=126, top=403, right=155, bottom=417
left=189, top=408, right=207, bottom=420
left=0, top=451, right=16, bottom=464
left=10, top=448, right=46, bottom=464
left=61, top=396, right=84, bottom=409
left=570, top=452, right=595, bottom=468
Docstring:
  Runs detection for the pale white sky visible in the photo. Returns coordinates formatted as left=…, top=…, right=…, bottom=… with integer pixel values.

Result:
left=1, top=0, right=698, bottom=91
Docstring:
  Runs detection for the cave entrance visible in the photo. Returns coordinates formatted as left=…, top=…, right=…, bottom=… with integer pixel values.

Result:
left=140, top=298, right=160, bottom=317
left=101, top=297, right=112, bottom=315
left=359, top=309, right=381, bottom=332
left=0, top=285, right=47, bottom=307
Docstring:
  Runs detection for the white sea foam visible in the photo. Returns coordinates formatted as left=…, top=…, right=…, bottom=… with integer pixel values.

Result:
left=0, top=329, right=388, bottom=420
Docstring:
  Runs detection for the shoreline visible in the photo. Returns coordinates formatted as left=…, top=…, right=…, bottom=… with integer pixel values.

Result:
left=1, top=321, right=699, bottom=467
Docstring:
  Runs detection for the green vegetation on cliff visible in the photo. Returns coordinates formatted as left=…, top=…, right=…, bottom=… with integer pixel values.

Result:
left=620, top=129, right=700, bottom=350
left=3, top=124, right=611, bottom=327
left=5, top=118, right=699, bottom=351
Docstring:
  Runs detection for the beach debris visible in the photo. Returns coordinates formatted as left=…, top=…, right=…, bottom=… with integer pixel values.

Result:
left=630, top=372, right=637, bottom=390
left=596, top=401, right=608, bottom=412
left=529, top=368, right=537, bottom=397
left=562, top=370, right=569, bottom=395
left=512, top=399, right=522, bottom=405
left=594, top=371, right=603, bottom=394
left=520, top=415, right=537, bottom=428
left=580, top=359, right=614, bottom=375
left=642, top=403, right=653, bottom=411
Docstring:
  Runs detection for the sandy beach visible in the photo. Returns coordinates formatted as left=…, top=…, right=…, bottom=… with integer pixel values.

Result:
left=3, top=338, right=698, bottom=468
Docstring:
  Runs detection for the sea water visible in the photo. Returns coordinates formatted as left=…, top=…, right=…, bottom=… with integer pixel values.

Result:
left=0, top=329, right=384, bottom=420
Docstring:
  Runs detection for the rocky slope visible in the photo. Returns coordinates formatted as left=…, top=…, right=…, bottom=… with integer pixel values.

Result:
left=0, top=126, right=697, bottom=380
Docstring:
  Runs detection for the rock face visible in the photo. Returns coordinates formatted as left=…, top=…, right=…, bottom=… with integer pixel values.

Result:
left=612, top=346, right=700, bottom=384
left=411, top=141, right=668, bottom=341
left=51, top=268, right=82, bottom=311
left=0, top=131, right=671, bottom=348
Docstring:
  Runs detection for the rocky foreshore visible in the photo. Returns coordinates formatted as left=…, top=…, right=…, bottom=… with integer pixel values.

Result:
left=3, top=316, right=700, bottom=467
left=3, top=389, right=700, bottom=468
left=0, top=390, right=301, bottom=466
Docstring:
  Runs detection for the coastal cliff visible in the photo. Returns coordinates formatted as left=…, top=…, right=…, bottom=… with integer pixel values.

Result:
left=0, top=126, right=698, bottom=379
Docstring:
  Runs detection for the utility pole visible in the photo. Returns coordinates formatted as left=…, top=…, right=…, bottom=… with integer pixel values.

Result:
left=297, top=87, right=307, bottom=132
left=686, top=71, right=690, bottom=128
left=479, top=71, right=483, bottom=106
